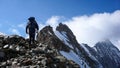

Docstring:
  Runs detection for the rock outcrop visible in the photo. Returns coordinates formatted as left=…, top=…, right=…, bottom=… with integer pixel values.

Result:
left=37, top=25, right=70, bottom=52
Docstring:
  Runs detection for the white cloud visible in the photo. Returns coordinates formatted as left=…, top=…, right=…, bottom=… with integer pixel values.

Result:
left=11, top=29, right=21, bottom=35
left=45, top=10, right=120, bottom=49
left=18, top=23, right=26, bottom=29
left=64, top=10, right=120, bottom=48
left=46, top=16, right=63, bottom=30
left=38, top=23, right=45, bottom=30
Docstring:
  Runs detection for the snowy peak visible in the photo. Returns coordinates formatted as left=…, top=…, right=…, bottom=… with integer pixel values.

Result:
left=56, top=23, right=74, bottom=35
left=56, top=23, right=77, bottom=43
left=95, top=39, right=114, bottom=47
left=94, top=40, right=120, bottom=68
left=95, top=39, right=120, bottom=52
left=56, top=23, right=79, bottom=49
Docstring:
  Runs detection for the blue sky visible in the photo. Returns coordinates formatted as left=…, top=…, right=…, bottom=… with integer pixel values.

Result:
left=0, top=0, right=119, bottom=21
left=0, top=0, right=120, bottom=47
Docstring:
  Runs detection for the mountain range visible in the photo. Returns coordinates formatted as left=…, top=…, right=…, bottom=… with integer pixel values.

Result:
left=0, top=23, right=120, bottom=68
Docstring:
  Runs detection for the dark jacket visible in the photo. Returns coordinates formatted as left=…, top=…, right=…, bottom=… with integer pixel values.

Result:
left=26, top=20, right=39, bottom=34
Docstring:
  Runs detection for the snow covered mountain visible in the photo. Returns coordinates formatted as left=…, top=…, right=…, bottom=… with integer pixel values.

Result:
left=94, top=40, right=120, bottom=68
left=54, top=23, right=102, bottom=68
left=37, top=23, right=101, bottom=68
left=37, top=23, right=120, bottom=68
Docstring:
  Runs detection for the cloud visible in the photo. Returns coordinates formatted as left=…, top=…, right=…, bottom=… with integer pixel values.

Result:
left=10, top=28, right=21, bottom=35
left=45, top=10, right=120, bottom=49
left=46, top=16, right=64, bottom=30
left=64, top=10, right=120, bottom=47
left=18, top=23, right=26, bottom=29
left=38, top=23, right=45, bottom=30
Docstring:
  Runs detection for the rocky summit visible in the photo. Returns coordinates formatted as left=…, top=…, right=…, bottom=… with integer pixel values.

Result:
left=0, top=33, right=79, bottom=67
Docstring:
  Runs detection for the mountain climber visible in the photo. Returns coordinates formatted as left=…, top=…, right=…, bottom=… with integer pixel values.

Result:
left=26, top=17, right=39, bottom=45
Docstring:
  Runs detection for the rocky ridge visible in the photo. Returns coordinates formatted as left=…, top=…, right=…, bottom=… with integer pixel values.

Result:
left=0, top=34, right=79, bottom=67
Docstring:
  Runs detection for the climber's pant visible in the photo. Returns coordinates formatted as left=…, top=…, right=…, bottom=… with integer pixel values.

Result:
left=29, top=33, right=35, bottom=45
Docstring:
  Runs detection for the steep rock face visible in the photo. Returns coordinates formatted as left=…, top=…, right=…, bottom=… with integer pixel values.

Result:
left=56, top=23, right=79, bottom=48
left=56, top=23, right=80, bottom=53
left=37, top=25, right=70, bottom=52
left=94, top=40, right=120, bottom=68
left=55, top=23, right=102, bottom=68
left=81, top=44, right=102, bottom=68
left=81, top=44, right=101, bottom=64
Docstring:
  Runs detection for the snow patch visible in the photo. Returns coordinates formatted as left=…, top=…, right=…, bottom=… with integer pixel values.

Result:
left=48, top=31, right=53, bottom=35
left=93, top=47, right=97, bottom=52
left=54, top=31, right=73, bottom=49
left=3, top=45, right=9, bottom=48
left=16, top=46, right=20, bottom=51
left=60, top=50, right=90, bottom=68
left=81, top=44, right=98, bottom=62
